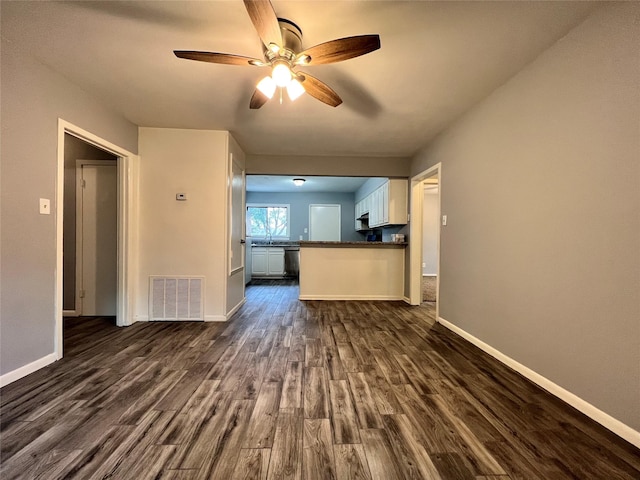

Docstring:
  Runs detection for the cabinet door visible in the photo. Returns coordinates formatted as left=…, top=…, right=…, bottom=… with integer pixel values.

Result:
left=252, top=248, right=268, bottom=275
left=387, top=179, right=408, bottom=225
left=369, top=188, right=375, bottom=226
left=381, top=182, right=389, bottom=224
left=268, top=248, right=285, bottom=275
left=370, top=187, right=382, bottom=227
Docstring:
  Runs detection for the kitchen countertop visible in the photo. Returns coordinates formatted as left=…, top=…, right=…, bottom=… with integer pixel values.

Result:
left=250, top=242, right=299, bottom=247
left=299, top=241, right=407, bottom=248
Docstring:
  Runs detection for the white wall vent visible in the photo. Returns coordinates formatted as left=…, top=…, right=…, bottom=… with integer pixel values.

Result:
left=149, top=276, right=204, bottom=321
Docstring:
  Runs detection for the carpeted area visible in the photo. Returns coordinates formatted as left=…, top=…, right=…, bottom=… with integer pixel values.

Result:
left=422, top=275, right=437, bottom=302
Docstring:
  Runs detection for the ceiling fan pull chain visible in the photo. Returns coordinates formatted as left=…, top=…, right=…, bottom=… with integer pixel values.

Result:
left=280, top=88, right=283, bottom=105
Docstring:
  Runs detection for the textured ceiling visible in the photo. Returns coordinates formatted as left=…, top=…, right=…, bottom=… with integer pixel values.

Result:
left=246, top=175, right=369, bottom=193
left=1, top=1, right=600, bottom=157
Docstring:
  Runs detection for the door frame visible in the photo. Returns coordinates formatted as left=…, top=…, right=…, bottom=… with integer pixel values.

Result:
left=56, top=119, right=139, bottom=359
left=75, top=160, right=118, bottom=317
left=409, top=163, right=441, bottom=320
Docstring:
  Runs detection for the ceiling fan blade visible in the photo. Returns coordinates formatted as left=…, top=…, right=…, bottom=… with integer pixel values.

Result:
left=296, top=35, right=380, bottom=66
left=249, top=89, right=269, bottom=109
left=298, top=72, right=342, bottom=107
left=174, top=51, right=265, bottom=66
left=243, top=0, right=282, bottom=49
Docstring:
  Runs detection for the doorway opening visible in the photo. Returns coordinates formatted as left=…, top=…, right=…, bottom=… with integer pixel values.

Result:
left=409, top=164, right=441, bottom=320
left=421, top=176, right=439, bottom=307
left=56, top=119, right=138, bottom=360
left=244, top=175, right=369, bottom=287
left=63, top=136, right=118, bottom=318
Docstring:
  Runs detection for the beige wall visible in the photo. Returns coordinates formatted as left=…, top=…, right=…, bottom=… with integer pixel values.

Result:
left=411, top=3, right=639, bottom=431
left=0, top=38, right=138, bottom=376
left=137, top=128, right=238, bottom=322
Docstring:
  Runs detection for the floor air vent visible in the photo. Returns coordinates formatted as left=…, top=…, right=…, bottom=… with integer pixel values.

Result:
left=149, top=276, right=204, bottom=321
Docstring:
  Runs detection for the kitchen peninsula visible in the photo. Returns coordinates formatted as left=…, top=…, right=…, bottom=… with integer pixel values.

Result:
left=299, top=241, right=407, bottom=300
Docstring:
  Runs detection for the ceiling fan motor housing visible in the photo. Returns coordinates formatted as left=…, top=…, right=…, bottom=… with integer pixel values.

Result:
left=278, top=18, right=303, bottom=53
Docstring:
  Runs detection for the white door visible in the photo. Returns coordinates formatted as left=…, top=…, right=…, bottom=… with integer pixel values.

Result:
left=309, top=204, right=341, bottom=241
left=78, top=163, right=117, bottom=316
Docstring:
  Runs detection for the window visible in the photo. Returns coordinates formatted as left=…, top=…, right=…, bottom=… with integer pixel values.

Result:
left=247, top=204, right=290, bottom=239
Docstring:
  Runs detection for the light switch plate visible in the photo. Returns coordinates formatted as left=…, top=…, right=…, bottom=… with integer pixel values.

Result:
left=442, top=214, right=447, bottom=226
left=176, top=193, right=187, bottom=201
left=39, top=198, right=51, bottom=215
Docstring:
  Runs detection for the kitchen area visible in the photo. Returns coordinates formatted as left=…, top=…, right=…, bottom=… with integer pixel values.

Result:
left=245, top=176, right=409, bottom=300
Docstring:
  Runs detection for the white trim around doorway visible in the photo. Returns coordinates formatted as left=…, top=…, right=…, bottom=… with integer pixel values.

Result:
left=56, top=119, right=140, bottom=360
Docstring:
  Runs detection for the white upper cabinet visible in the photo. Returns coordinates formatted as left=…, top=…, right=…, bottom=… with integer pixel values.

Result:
left=367, top=179, right=407, bottom=228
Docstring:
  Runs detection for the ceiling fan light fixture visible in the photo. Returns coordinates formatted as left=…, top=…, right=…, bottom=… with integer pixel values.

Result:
left=272, top=62, right=292, bottom=87
left=174, top=2, right=380, bottom=110
left=293, top=178, right=306, bottom=186
left=256, top=76, right=276, bottom=99
left=286, top=79, right=305, bottom=101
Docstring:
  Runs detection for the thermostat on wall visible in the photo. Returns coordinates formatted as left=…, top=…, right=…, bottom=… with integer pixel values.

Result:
left=176, top=193, right=187, bottom=201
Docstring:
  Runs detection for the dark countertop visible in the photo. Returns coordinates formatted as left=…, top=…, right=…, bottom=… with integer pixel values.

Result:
left=250, top=241, right=300, bottom=247
left=299, top=241, right=408, bottom=248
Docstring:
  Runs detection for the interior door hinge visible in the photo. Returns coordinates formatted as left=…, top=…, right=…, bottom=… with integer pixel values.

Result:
left=82, top=179, right=86, bottom=188
left=79, top=289, right=85, bottom=298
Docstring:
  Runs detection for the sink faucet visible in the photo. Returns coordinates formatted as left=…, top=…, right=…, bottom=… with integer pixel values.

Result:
left=267, top=233, right=272, bottom=244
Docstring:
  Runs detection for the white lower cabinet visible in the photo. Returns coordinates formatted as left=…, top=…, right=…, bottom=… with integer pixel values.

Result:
left=251, top=248, right=268, bottom=276
left=267, top=248, right=285, bottom=275
left=252, top=247, right=284, bottom=277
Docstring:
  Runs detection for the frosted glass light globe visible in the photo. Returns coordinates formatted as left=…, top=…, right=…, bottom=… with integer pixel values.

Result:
left=256, top=76, right=276, bottom=99
left=272, top=63, right=292, bottom=87
left=287, top=79, right=305, bottom=101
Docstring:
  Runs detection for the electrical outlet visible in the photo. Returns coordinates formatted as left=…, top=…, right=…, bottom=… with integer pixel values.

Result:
left=422, top=262, right=426, bottom=268
left=39, top=198, right=51, bottom=215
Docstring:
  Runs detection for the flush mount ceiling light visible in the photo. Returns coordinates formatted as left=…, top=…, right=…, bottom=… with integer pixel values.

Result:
left=173, top=0, right=381, bottom=109
left=292, top=178, right=306, bottom=186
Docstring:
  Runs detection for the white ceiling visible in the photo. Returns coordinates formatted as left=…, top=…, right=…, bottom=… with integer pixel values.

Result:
left=247, top=175, right=368, bottom=193
left=1, top=1, right=600, bottom=157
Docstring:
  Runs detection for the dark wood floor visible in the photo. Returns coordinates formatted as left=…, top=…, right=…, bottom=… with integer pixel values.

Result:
left=1, top=280, right=639, bottom=479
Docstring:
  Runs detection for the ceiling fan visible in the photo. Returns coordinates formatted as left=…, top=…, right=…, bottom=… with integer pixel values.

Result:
left=174, top=0, right=381, bottom=109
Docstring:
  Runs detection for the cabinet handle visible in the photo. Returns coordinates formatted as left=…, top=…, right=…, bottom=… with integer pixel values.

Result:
left=240, top=239, right=246, bottom=244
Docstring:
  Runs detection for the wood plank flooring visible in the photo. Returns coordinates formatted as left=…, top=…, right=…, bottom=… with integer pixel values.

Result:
left=1, top=279, right=639, bottom=479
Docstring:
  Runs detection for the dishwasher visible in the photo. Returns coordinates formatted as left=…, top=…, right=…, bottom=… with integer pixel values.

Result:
left=283, top=246, right=300, bottom=278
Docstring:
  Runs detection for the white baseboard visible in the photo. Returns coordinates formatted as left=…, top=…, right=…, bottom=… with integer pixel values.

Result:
left=437, top=316, right=640, bottom=449
left=225, top=298, right=246, bottom=320
left=0, top=353, right=58, bottom=388
left=63, top=309, right=79, bottom=317
left=205, top=314, right=227, bottom=322
left=299, top=295, right=404, bottom=301
left=135, top=315, right=149, bottom=322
